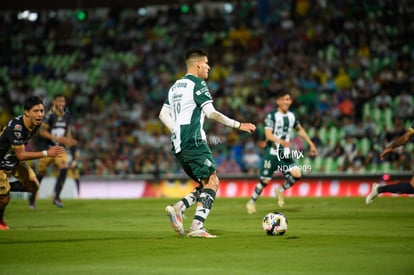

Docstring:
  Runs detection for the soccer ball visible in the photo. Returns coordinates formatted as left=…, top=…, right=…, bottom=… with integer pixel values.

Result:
left=262, top=212, right=288, bottom=236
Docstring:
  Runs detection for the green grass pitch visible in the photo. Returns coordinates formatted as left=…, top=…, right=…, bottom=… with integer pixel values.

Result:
left=1, top=197, right=413, bottom=274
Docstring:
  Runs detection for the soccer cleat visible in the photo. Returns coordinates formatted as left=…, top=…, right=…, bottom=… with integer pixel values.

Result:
left=0, top=221, right=10, bottom=230
left=53, top=199, right=64, bottom=208
left=366, top=183, right=380, bottom=205
left=187, top=228, right=217, bottom=238
left=275, top=188, right=285, bottom=208
left=165, top=205, right=184, bottom=236
left=29, top=204, right=36, bottom=209
left=246, top=201, right=256, bottom=214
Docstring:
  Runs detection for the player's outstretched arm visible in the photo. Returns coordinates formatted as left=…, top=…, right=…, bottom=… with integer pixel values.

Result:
left=14, top=145, right=65, bottom=161
left=202, top=103, right=256, bottom=133
left=379, top=127, right=414, bottom=160
left=296, top=124, right=318, bottom=156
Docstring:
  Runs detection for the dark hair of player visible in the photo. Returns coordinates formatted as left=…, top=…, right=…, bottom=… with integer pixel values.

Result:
left=275, top=91, right=292, bottom=99
left=24, top=96, right=44, bottom=111
left=185, top=48, right=208, bottom=61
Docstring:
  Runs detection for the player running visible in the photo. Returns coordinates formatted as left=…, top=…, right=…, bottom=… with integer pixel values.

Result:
left=246, top=91, right=317, bottom=214
left=159, top=48, right=256, bottom=237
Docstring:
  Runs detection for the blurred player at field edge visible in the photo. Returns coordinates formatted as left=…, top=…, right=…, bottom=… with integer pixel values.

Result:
left=0, top=96, right=65, bottom=230
left=28, top=94, right=77, bottom=208
left=159, top=48, right=256, bottom=238
left=366, top=121, right=414, bottom=204
left=67, top=145, right=81, bottom=197
left=246, top=91, right=318, bottom=214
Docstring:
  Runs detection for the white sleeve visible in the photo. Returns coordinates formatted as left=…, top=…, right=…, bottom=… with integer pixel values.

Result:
left=158, top=105, right=174, bottom=132
left=202, top=102, right=241, bottom=129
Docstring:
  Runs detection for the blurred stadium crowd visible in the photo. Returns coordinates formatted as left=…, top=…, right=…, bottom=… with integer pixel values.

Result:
left=0, top=0, right=413, bottom=177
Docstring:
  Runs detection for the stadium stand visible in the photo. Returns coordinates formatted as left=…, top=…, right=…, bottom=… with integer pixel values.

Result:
left=0, top=0, right=413, bottom=176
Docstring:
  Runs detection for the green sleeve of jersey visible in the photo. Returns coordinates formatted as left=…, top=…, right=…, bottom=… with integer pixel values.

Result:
left=294, top=118, right=299, bottom=128
left=163, top=96, right=170, bottom=106
left=193, top=79, right=213, bottom=107
left=264, top=112, right=274, bottom=129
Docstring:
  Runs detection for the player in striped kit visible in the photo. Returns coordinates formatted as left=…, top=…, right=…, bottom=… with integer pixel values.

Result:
left=246, top=91, right=318, bottom=214
left=159, top=48, right=256, bottom=237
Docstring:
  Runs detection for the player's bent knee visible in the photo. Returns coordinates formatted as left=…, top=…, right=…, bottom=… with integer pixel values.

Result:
left=37, top=171, right=46, bottom=176
left=26, top=180, right=39, bottom=192
left=290, top=169, right=302, bottom=179
left=212, top=174, right=220, bottom=189
left=0, top=193, right=11, bottom=205
left=262, top=179, right=270, bottom=184
left=203, top=173, right=219, bottom=191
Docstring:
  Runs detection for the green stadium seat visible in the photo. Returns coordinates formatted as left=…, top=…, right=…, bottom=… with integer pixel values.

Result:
left=328, top=126, right=339, bottom=144
left=363, top=102, right=371, bottom=118
left=383, top=108, right=392, bottom=126
left=318, top=127, right=327, bottom=144
left=372, top=107, right=381, bottom=124
left=380, top=162, right=392, bottom=173
left=405, top=142, right=413, bottom=153
left=307, top=127, right=315, bottom=139
left=360, top=138, right=370, bottom=155
left=312, top=157, right=322, bottom=172
left=301, top=157, right=312, bottom=167
left=322, top=157, right=333, bottom=173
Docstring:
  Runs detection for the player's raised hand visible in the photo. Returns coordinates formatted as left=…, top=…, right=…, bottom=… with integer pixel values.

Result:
left=239, top=123, right=256, bottom=134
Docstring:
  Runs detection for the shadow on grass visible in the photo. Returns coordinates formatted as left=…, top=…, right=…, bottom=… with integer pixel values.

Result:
left=0, top=235, right=146, bottom=245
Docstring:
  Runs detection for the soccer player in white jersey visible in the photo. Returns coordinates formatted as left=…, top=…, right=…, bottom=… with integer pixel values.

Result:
left=159, top=48, right=256, bottom=237
left=366, top=121, right=414, bottom=204
left=246, top=91, right=318, bottom=214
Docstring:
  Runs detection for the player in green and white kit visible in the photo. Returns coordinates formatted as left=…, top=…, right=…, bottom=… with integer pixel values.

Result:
left=246, top=91, right=317, bottom=214
left=159, top=48, right=256, bottom=237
